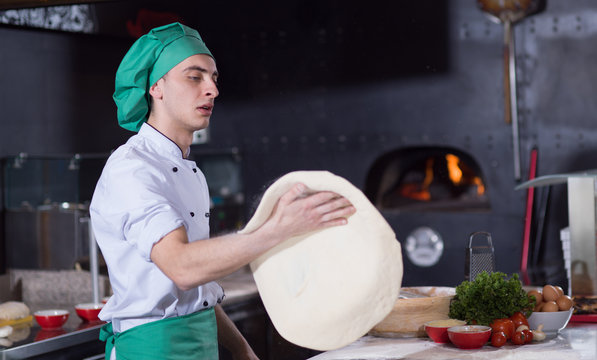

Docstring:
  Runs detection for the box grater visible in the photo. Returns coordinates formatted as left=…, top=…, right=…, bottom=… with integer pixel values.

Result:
left=465, top=231, right=495, bottom=282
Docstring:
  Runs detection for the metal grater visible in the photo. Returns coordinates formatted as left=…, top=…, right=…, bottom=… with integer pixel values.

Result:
left=465, top=231, right=495, bottom=282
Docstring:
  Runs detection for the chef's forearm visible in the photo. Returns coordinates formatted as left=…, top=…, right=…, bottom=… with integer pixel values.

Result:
left=150, top=226, right=280, bottom=291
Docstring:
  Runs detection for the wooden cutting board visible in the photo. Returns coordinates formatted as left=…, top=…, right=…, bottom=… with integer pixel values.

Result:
left=369, top=287, right=455, bottom=338
left=0, top=315, right=33, bottom=328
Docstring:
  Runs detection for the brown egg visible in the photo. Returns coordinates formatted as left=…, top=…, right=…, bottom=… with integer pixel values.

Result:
left=542, top=301, right=559, bottom=312
left=555, top=286, right=564, bottom=297
left=528, top=290, right=543, bottom=304
left=534, top=301, right=544, bottom=312
left=542, top=285, right=559, bottom=302
left=556, top=295, right=573, bottom=311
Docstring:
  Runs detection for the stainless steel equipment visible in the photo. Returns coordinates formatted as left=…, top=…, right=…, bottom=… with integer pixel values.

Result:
left=2, top=153, right=106, bottom=271
left=465, top=231, right=496, bottom=282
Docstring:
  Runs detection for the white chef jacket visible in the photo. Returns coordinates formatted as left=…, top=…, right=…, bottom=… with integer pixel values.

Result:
left=90, top=123, right=224, bottom=333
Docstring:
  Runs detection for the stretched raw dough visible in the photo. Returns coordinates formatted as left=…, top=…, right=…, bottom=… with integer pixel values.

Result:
left=239, top=171, right=403, bottom=350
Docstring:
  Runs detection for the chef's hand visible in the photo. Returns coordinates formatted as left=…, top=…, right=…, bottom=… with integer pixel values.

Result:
left=262, top=182, right=356, bottom=239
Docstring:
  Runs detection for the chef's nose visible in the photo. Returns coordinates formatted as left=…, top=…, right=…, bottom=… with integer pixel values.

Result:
left=205, top=80, right=219, bottom=98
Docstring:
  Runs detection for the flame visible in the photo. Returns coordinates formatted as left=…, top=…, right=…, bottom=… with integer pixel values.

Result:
left=398, top=153, right=486, bottom=202
left=473, top=176, right=485, bottom=195
left=399, top=158, right=434, bottom=201
left=446, top=154, right=463, bottom=185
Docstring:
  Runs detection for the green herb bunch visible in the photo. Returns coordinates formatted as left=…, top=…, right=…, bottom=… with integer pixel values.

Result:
left=448, top=272, right=534, bottom=326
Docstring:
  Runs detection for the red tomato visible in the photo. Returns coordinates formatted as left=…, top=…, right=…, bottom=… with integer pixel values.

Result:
left=509, top=312, right=529, bottom=328
left=522, top=329, right=533, bottom=344
left=490, top=318, right=515, bottom=339
left=491, top=331, right=507, bottom=347
left=512, top=331, right=526, bottom=345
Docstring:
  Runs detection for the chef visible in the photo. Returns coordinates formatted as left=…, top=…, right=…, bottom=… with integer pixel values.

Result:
left=90, top=22, right=355, bottom=360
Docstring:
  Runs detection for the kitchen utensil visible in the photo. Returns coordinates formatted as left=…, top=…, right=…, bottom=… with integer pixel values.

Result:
left=528, top=308, right=573, bottom=334
left=447, top=325, right=492, bottom=349
left=369, top=287, right=456, bottom=338
left=465, top=231, right=495, bottom=282
left=0, top=315, right=33, bottom=328
left=521, top=148, right=538, bottom=285
left=74, top=303, right=103, bottom=322
left=33, top=309, right=69, bottom=330
left=477, top=0, right=543, bottom=180
left=424, top=319, right=467, bottom=343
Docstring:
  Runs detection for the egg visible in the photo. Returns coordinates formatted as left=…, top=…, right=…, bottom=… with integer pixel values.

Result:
left=528, top=290, right=543, bottom=304
left=542, top=285, right=559, bottom=302
left=556, top=295, right=573, bottom=311
left=534, top=301, right=544, bottom=312
left=542, top=301, right=559, bottom=312
left=555, top=286, right=564, bottom=297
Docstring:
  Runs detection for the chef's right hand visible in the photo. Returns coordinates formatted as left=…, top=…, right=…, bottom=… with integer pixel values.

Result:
left=262, top=182, right=356, bottom=240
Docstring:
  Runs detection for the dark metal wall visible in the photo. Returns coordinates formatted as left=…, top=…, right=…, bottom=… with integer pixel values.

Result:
left=1, top=0, right=595, bottom=288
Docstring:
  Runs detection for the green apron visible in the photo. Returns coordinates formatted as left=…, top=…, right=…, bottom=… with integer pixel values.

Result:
left=99, top=307, right=218, bottom=360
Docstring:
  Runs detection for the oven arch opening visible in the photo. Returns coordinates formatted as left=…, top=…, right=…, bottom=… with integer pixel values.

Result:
left=364, top=146, right=490, bottom=212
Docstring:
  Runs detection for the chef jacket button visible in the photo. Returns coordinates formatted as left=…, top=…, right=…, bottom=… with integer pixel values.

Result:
left=172, top=167, right=178, bottom=172
left=192, top=168, right=197, bottom=173
left=190, top=212, right=195, bottom=217
left=203, top=301, right=208, bottom=307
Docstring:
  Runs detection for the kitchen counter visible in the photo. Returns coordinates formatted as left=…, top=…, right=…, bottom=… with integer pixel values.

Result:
left=0, top=268, right=260, bottom=359
left=309, top=322, right=597, bottom=360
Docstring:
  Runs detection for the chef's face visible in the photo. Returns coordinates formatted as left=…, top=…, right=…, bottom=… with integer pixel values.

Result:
left=154, top=54, right=219, bottom=133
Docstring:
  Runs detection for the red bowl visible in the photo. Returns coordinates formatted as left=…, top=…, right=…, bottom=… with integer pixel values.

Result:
left=33, top=309, right=69, bottom=330
left=74, top=303, right=104, bottom=322
left=424, top=319, right=467, bottom=343
left=447, top=325, right=492, bottom=349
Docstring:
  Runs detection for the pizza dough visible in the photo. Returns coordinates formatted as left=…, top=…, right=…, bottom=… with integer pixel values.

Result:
left=0, top=302, right=30, bottom=321
left=239, top=171, right=403, bottom=350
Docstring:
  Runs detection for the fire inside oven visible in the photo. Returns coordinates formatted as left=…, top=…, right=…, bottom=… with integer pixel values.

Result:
left=365, top=147, right=489, bottom=212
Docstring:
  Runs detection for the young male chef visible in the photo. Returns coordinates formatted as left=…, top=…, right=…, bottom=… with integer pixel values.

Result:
left=90, top=22, right=355, bottom=359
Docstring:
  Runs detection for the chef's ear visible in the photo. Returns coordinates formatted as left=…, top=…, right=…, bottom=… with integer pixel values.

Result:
left=149, top=78, right=164, bottom=100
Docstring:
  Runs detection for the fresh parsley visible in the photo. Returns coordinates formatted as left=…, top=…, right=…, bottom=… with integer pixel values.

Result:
left=448, top=272, right=534, bottom=326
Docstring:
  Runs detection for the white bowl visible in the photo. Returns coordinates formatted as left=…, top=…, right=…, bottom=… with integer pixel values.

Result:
left=527, top=308, right=573, bottom=334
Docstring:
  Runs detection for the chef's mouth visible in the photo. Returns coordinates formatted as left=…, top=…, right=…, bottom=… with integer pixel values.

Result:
left=197, top=104, right=214, bottom=114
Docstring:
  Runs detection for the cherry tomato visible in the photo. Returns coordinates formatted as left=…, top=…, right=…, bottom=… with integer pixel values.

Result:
left=512, top=331, right=526, bottom=345
left=491, top=331, right=507, bottom=347
left=490, top=318, right=515, bottom=339
left=522, top=329, right=533, bottom=344
left=510, top=312, right=529, bottom=328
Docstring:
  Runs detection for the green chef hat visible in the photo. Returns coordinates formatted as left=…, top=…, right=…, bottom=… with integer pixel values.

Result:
left=113, top=22, right=214, bottom=132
